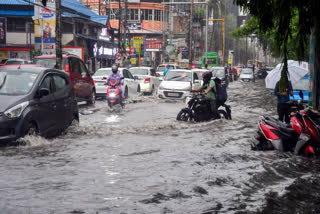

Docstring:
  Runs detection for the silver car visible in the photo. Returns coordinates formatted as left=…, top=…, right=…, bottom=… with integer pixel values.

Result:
left=239, top=68, right=255, bottom=82
left=92, top=68, right=139, bottom=99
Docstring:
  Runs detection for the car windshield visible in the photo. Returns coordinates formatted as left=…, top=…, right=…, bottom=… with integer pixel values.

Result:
left=94, top=69, right=112, bottom=76
left=0, top=71, right=39, bottom=95
left=194, top=71, right=204, bottom=80
left=164, top=71, right=191, bottom=82
left=211, top=69, right=225, bottom=78
left=292, top=78, right=309, bottom=91
left=34, top=58, right=57, bottom=68
left=5, top=60, right=24, bottom=65
left=242, top=69, right=253, bottom=74
left=130, top=68, right=149, bottom=75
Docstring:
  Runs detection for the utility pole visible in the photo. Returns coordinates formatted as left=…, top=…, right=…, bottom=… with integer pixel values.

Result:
left=56, top=0, right=62, bottom=69
left=205, top=1, right=208, bottom=66
left=118, top=0, right=121, bottom=51
left=188, top=0, right=193, bottom=69
left=124, top=0, right=128, bottom=55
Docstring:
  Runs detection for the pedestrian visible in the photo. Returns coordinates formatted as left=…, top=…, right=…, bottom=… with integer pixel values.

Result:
left=163, top=64, right=170, bottom=76
left=232, top=67, right=238, bottom=81
left=274, top=80, right=293, bottom=123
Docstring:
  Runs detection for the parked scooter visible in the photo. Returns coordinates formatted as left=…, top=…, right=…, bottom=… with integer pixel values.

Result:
left=106, top=77, right=124, bottom=108
left=176, top=93, right=232, bottom=122
left=251, top=101, right=320, bottom=157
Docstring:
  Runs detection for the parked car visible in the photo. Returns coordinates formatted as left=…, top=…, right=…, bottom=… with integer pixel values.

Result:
left=4, top=58, right=29, bottom=65
left=0, top=65, right=79, bottom=143
left=156, top=63, right=178, bottom=79
left=210, top=67, right=229, bottom=87
left=255, top=68, right=269, bottom=79
left=129, top=67, right=160, bottom=95
left=92, top=67, right=139, bottom=98
left=157, top=69, right=201, bottom=100
left=34, top=53, right=96, bottom=105
left=239, top=68, right=255, bottom=82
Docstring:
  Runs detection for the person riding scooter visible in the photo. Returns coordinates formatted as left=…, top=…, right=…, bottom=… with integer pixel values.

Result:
left=105, top=64, right=125, bottom=100
left=191, top=72, right=220, bottom=119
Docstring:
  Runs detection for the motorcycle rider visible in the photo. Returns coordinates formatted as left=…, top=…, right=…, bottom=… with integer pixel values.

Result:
left=105, top=64, right=125, bottom=100
left=191, top=72, right=220, bottom=119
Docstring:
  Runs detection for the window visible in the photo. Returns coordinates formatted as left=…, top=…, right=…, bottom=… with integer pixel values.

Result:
left=127, top=70, right=134, bottom=79
left=142, top=9, right=153, bottom=20
left=193, top=73, right=199, bottom=80
left=71, top=58, right=81, bottom=74
left=122, top=70, right=129, bottom=78
left=155, top=10, right=160, bottom=21
left=53, top=75, right=67, bottom=92
left=79, top=61, right=88, bottom=77
left=62, top=22, right=73, bottom=34
left=7, top=17, right=32, bottom=32
left=39, top=75, right=54, bottom=95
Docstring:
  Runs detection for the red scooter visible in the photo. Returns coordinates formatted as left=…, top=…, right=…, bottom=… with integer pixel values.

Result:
left=251, top=102, right=320, bottom=157
left=106, top=78, right=124, bottom=108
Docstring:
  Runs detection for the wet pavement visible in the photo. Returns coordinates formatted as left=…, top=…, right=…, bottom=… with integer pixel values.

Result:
left=1, top=80, right=320, bottom=214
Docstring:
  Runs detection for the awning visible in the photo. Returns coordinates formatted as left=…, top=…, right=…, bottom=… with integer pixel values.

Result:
left=76, top=34, right=115, bottom=46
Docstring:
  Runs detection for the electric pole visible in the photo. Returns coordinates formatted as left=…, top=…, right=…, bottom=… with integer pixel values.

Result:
left=56, top=0, right=62, bottom=69
left=188, top=0, right=193, bottom=69
left=124, top=0, right=128, bottom=55
left=118, top=0, right=121, bottom=51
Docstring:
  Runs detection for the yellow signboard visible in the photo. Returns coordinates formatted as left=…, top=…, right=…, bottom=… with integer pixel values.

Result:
left=228, top=58, right=232, bottom=64
left=131, top=58, right=136, bottom=64
left=132, top=36, right=144, bottom=53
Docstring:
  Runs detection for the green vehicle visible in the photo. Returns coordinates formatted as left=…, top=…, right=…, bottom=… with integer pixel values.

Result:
left=201, top=52, right=219, bottom=67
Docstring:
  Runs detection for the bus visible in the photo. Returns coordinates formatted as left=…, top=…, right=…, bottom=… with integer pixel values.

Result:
left=247, top=59, right=262, bottom=69
left=201, top=52, right=219, bottom=68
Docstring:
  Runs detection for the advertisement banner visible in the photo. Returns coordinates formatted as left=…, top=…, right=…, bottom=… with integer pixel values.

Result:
left=34, top=0, right=56, bottom=55
left=0, top=17, right=6, bottom=45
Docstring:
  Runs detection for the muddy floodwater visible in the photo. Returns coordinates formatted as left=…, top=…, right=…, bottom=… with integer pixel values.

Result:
left=1, top=80, right=320, bottom=214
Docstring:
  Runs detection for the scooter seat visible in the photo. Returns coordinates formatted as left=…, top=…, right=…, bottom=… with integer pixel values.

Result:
left=278, top=126, right=299, bottom=138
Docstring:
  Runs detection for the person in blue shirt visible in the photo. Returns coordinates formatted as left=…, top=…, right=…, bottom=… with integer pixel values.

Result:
left=163, top=64, right=170, bottom=76
left=274, top=80, right=293, bottom=123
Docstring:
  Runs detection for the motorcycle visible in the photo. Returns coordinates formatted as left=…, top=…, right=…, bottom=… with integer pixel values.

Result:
left=251, top=100, right=320, bottom=157
left=176, top=93, right=232, bottom=122
left=106, top=77, right=124, bottom=108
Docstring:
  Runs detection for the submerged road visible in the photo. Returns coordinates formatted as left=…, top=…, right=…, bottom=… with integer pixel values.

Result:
left=1, top=80, right=320, bottom=214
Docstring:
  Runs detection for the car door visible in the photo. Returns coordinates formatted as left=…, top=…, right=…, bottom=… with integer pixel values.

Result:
left=69, top=57, right=84, bottom=99
left=79, top=60, right=93, bottom=97
left=192, top=72, right=201, bottom=90
left=37, top=74, right=57, bottom=135
left=127, top=69, right=139, bottom=94
left=52, top=73, right=73, bottom=129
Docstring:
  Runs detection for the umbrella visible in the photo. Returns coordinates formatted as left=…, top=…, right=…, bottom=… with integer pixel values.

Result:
left=265, top=60, right=309, bottom=89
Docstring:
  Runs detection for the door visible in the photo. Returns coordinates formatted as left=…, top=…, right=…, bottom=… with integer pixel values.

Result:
left=124, top=69, right=137, bottom=94
left=70, top=57, right=84, bottom=99
left=52, top=74, right=73, bottom=128
left=79, top=60, right=93, bottom=97
left=192, top=72, right=201, bottom=90
left=37, top=74, right=57, bottom=135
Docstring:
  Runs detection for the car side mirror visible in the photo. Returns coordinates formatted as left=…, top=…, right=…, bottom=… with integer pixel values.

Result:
left=38, top=88, right=50, bottom=98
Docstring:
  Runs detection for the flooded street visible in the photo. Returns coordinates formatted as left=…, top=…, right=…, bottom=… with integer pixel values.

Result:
left=1, top=80, right=320, bottom=214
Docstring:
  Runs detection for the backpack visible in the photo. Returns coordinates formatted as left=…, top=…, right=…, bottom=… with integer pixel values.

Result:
left=212, top=78, right=228, bottom=103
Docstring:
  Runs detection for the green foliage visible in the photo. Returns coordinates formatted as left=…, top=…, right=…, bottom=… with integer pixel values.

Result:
left=32, top=49, right=43, bottom=57
left=233, top=0, right=320, bottom=92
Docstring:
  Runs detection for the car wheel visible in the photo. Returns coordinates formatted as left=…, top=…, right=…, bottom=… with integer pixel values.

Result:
left=24, top=122, right=38, bottom=136
left=137, top=85, right=141, bottom=93
left=87, top=89, right=96, bottom=105
left=124, top=87, right=128, bottom=98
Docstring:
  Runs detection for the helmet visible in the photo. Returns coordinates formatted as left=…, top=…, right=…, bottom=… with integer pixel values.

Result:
left=112, top=64, right=118, bottom=74
left=203, top=71, right=212, bottom=83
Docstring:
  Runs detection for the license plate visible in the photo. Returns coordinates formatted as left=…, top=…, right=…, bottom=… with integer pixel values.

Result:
left=167, top=92, right=179, bottom=97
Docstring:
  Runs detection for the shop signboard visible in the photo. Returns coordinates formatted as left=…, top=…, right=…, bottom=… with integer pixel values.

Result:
left=0, top=17, right=6, bottom=45
left=63, top=47, right=84, bottom=60
left=132, top=36, right=144, bottom=53
left=34, top=0, right=56, bottom=55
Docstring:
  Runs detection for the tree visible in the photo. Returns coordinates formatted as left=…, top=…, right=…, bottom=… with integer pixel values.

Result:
left=233, top=0, right=320, bottom=101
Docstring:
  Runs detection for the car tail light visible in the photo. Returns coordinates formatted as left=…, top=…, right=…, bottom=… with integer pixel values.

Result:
left=94, top=80, right=97, bottom=84
left=65, top=64, right=70, bottom=72
left=144, top=78, right=150, bottom=83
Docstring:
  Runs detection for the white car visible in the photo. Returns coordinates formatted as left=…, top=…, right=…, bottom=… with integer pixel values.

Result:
left=156, top=64, right=178, bottom=80
left=129, top=67, right=160, bottom=95
left=191, top=68, right=209, bottom=85
left=92, top=67, right=139, bottom=98
left=239, top=68, right=255, bottom=82
left=157, top=69, right=202, bottom=100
